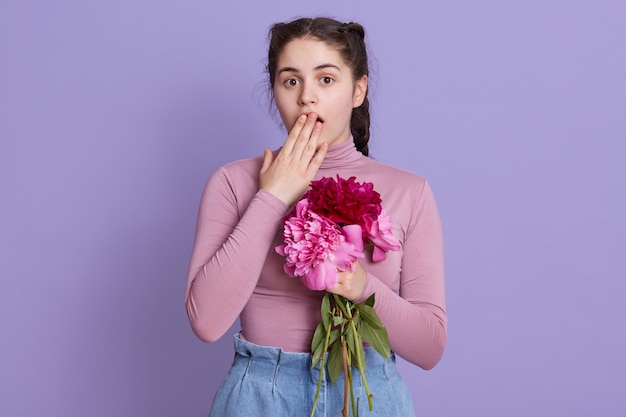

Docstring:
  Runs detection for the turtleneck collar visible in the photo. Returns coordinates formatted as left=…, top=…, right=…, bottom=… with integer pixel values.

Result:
left=320, top=137, right=364, bottom=169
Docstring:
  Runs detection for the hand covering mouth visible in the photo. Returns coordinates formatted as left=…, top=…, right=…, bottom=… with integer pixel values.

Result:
left=303, top=113, right=324, bottom=123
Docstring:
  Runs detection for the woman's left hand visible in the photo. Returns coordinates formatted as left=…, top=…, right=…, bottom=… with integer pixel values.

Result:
left=327, top=261, right=367, bottom=301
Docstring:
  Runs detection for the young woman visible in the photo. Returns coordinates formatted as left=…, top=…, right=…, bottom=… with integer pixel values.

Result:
left=185, top=17, right=447, bottom=416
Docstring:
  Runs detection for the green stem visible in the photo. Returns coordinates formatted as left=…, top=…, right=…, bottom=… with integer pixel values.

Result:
left=341, top=337, right=349, bottom=417
left=346, top=305, right=374, bottom=411
left=310, top=297, right=335, bottom=417
left=347, top=349, right=357, bottom=417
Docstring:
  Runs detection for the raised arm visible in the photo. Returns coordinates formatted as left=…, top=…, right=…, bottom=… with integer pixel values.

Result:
left=185, top=113, right=328, bottom=343
left=184, top=168, right=289, bottom=343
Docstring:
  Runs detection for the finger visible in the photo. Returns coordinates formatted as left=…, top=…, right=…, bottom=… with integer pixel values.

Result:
left=259, top=147, right=273, bottom=175
left=306, top=141, right=328, bottom=175
left=298, top=120, right=322, bottom=162
left=291, top=120, right=323, bottom=181
left=290, top=113, right=320, bottom=158
left=281, top=114, right=308, bottom=155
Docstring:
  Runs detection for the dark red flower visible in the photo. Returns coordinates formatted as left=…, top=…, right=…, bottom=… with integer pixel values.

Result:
left=303, top=176, right=382, bottom=237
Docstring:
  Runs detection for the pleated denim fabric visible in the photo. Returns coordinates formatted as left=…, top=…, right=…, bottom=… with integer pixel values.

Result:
left=208, top=333, right=415, bottom=417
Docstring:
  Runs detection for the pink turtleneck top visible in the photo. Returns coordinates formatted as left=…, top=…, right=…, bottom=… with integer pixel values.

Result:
left=185, top=139, right=447, bottom=370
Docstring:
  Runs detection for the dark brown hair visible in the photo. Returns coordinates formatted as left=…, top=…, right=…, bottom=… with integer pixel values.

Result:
left=267, top=17, right=371, bottom=156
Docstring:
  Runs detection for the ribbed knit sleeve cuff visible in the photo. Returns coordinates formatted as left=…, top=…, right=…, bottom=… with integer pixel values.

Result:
left=355, top=272, right=387, bottom=304
left=255, top=189, right=291, bottom=216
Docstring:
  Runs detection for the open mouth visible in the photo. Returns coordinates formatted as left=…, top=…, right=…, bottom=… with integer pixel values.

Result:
left=303, top=113, right=324, bottom=123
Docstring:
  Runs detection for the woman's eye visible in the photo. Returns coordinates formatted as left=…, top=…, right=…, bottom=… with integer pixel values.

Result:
left=320, top=76, right=334, bottom=85
left=284, top=78, right=299, bottom=87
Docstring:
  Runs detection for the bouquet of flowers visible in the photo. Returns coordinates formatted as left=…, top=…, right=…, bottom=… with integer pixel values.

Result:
left=275, top=175, right=401, bottom=417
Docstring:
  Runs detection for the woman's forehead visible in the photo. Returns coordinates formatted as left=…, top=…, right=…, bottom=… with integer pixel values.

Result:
left=277, top=38, right=346, bottom=71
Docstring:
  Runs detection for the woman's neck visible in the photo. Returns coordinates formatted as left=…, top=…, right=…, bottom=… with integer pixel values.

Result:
left=319, top=138, right=363, bottom=170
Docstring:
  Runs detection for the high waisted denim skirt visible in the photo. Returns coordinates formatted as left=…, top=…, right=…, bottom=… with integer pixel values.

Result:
left=208, top=333, right=415, bottom=416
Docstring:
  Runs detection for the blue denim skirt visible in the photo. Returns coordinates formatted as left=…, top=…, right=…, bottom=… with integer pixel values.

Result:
left=208, top=333, right=415, bottom=416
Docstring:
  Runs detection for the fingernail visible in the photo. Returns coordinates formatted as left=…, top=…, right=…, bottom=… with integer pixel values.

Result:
left=299, top=114, right=307, bottom=122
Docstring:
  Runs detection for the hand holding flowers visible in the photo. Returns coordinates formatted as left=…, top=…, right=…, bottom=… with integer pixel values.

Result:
left=275, top=175, right=400, bottom=417
left=327, top=259, right=368, bottom=303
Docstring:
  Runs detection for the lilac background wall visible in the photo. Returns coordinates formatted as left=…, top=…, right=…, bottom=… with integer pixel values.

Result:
left=1, top=1, right=624, bottom=416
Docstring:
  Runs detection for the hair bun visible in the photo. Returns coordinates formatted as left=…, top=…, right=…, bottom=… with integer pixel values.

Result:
left=343, top=22, right=365, bottom=39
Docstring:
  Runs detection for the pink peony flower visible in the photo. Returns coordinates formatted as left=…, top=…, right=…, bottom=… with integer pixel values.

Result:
left=367, top=209, right=401, bottom=262
left=276, top=199, right=364, bottom=290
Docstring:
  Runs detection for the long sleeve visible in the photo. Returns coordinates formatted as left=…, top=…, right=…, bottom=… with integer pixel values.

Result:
left=184, top=140, right=447, bottom=365
left=184, top=164, right=290, bottom=343
left=357, top=180, right=447, bottom=369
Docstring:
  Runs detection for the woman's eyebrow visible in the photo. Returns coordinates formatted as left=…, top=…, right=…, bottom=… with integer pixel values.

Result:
left=277, top=63, right=341, bottom=75
left=314, top=64, right=341, bottom=71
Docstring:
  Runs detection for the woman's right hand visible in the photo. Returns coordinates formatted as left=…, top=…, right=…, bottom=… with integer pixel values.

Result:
left=259, top=112, right=328, bottom=206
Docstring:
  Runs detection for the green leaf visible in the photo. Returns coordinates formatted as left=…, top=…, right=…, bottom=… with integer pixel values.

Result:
left=333, top=316, right=347, bottom=326
left=363, top=293, right=375, bottom=308
left=313, top=328, right=341, bottom=370
left=328, top=328, right=340, bottom=347
left=355, top=303, right=384, bottom=330
left=311, top=343, right=324, bottom=369
left=327, top=341, right=344, bottom=384
left=355, top=332, right=367, bottom=372
left=345, top=326, right=357, bottom=356
left=346, top=326, right=368, bottom=373
left=359, top=321, right=391, bottom=360
left=310, top=322, right=325, bottom=354
left=311, top=334, right=326, bottom=368
left=332, top=294, right=349, bottom=317
left=321, top=294, right=331, bottom=330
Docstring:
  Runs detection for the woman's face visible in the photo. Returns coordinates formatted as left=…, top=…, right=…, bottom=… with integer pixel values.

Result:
left=273, top=37, right=367, bottom=148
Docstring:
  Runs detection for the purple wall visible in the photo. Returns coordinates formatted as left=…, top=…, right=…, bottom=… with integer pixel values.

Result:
left=1, top=1, right=625, bottom=416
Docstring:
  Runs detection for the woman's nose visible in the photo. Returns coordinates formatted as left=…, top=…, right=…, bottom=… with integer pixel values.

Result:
left=298, top=82, right=317, bottom=106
